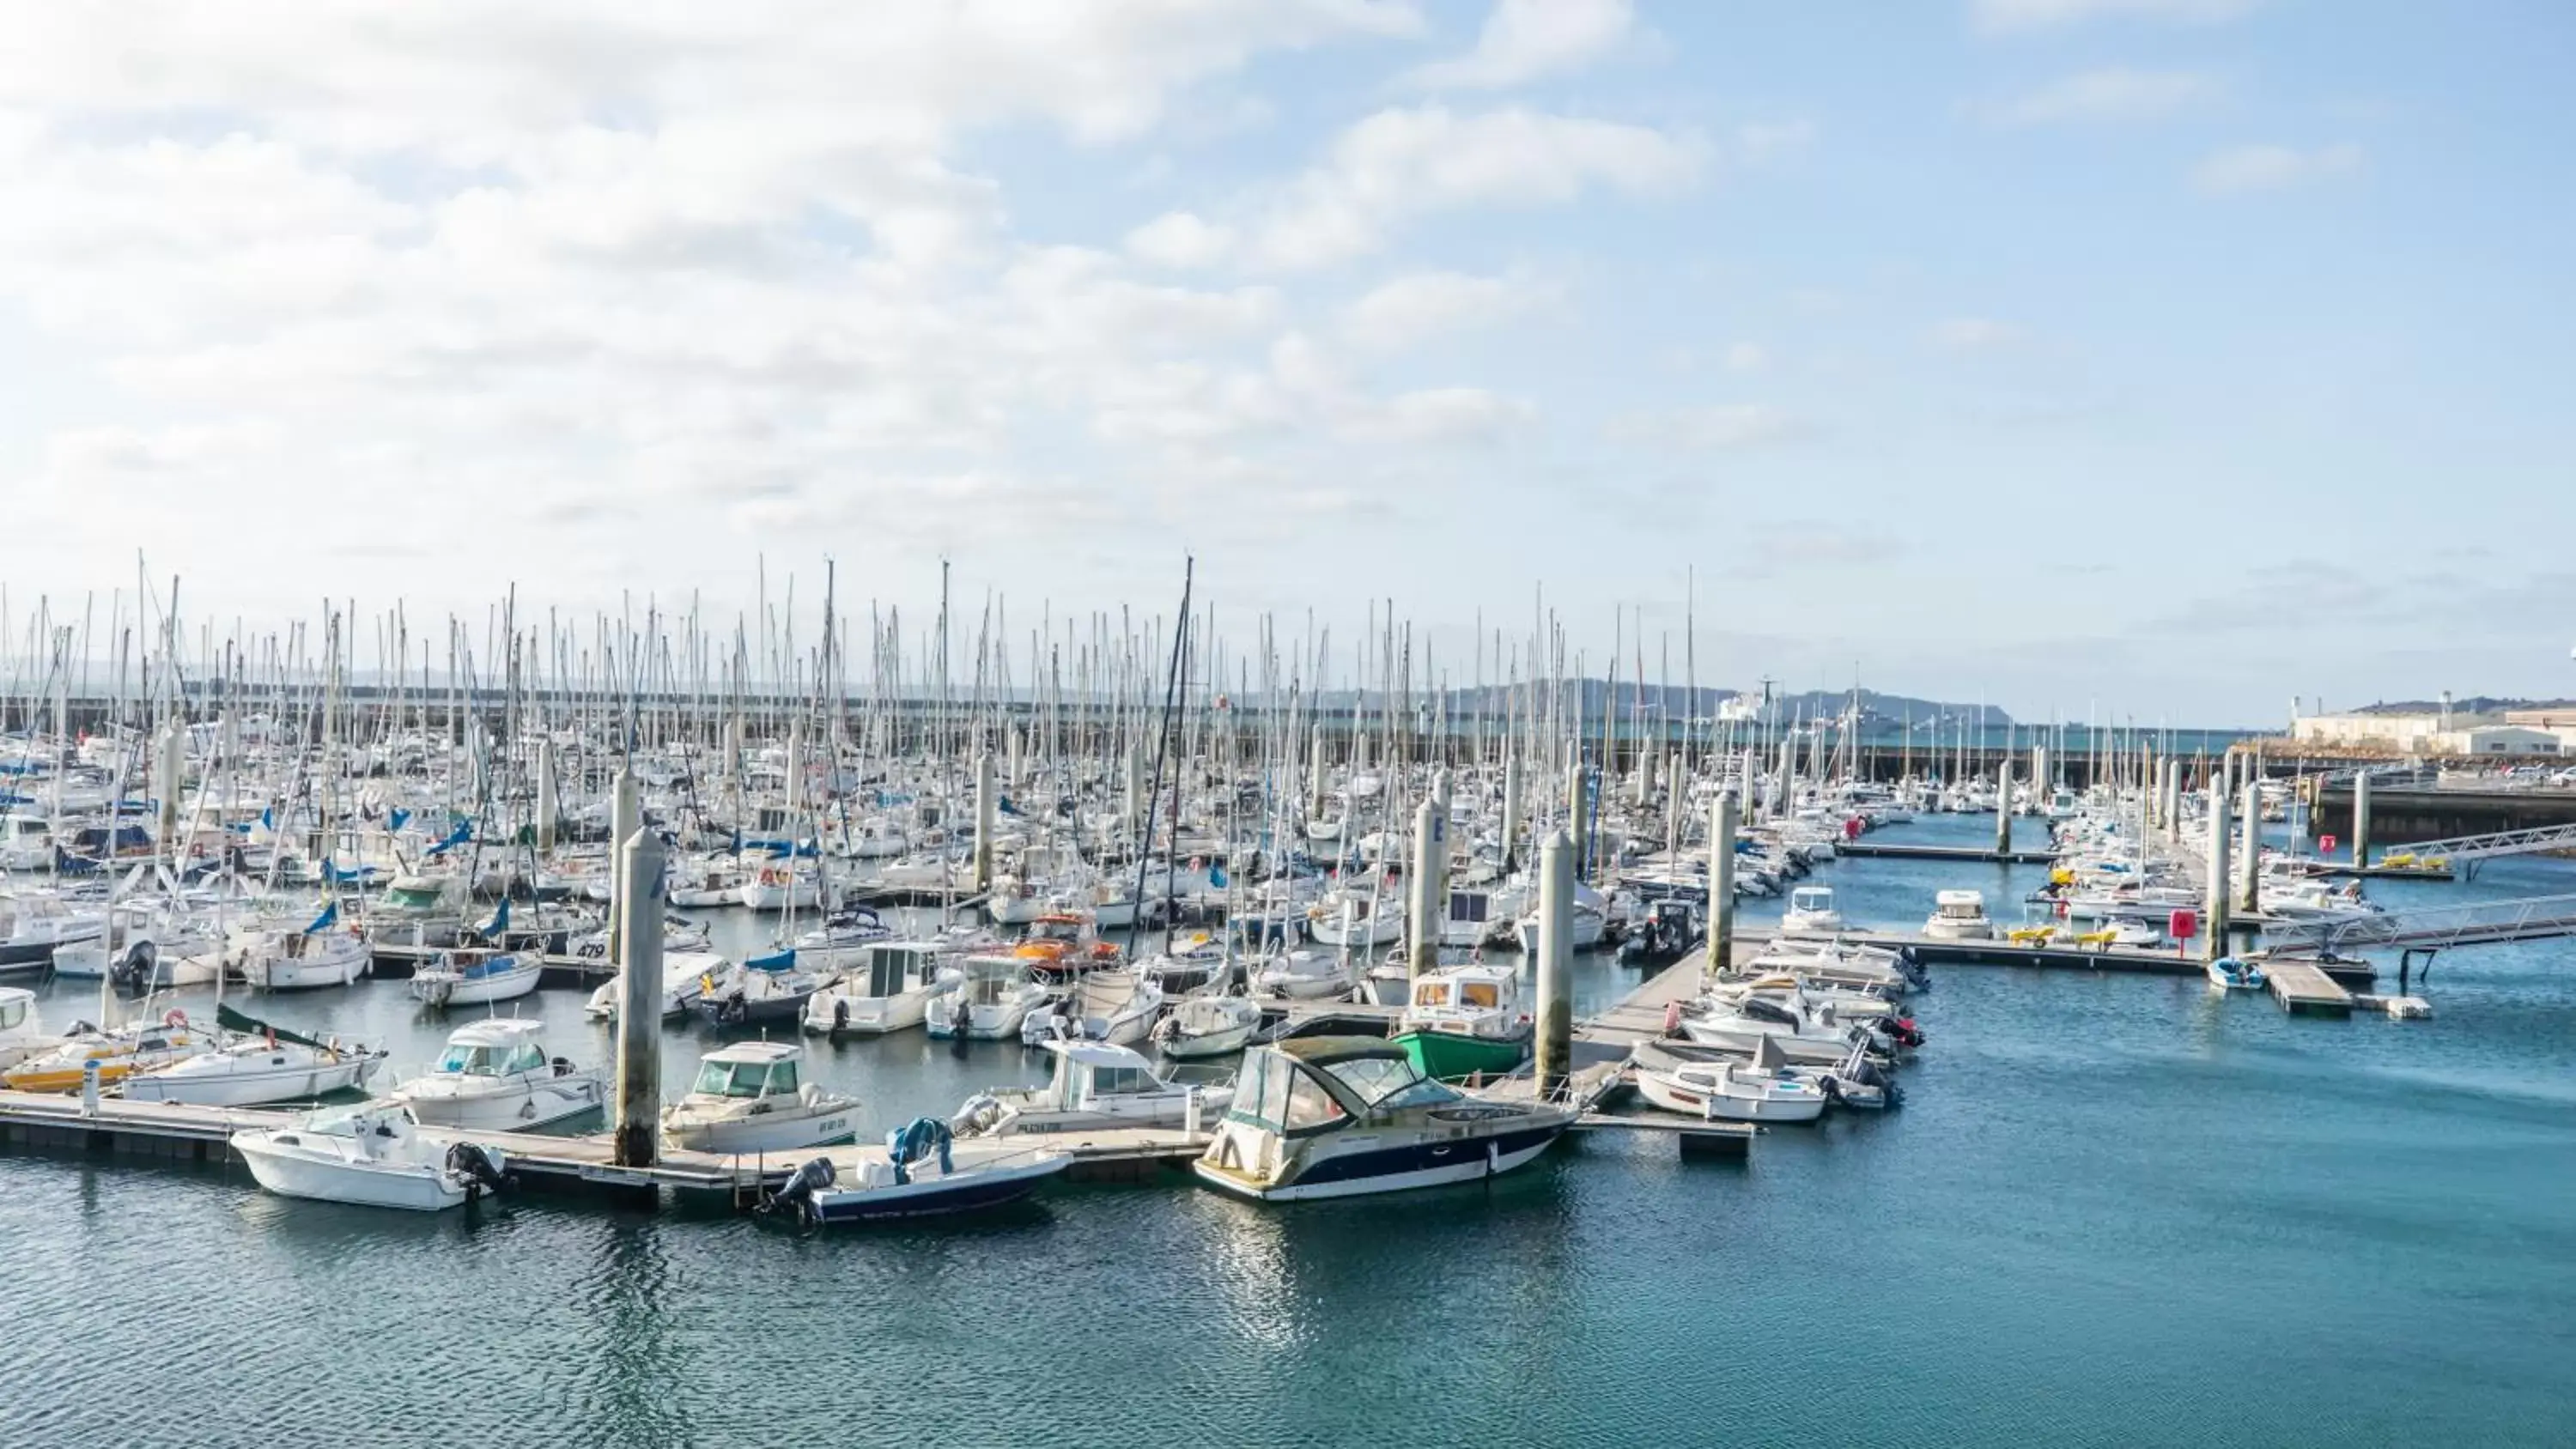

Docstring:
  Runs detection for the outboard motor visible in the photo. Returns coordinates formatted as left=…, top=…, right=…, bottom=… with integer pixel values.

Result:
left=444, top=1143, right=513, bottom=1203
left=830, top=998, right=851, bottom=1037
left=757, top=1156, right=837, bottom=1229
left=947, top=998, right=973, bottom=1056
left=1885, top=1016, right=1925, bottom=1048
left=111, top=941, right=159, bottom=992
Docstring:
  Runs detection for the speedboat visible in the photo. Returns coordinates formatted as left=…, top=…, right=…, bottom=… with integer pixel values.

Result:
left=233, top=1102, right=511, bottom=1211
left=122, top=1004, right=384, bottom=1106
left=1632, top=1034, right=1829, bottom=1124
left=583, top=949, right=722, bottom=1022
left=695, top=950, right=832, bottom=1028
left=1392, top=962, right=1530, bottom=1081
left=1921, top=889, right=1995, bottom=941
left=408, top=948, right=542, bottom=1008
left=1780, top=885, right=1844, bottom=936
left=391, top=1019, right=606, bottom=1131
left=1019, top=968, right=1163, bottom=1046
left=951, top=1039, right=1230, bottom=1137
left=757, top=1125, right=1071, bottom=1226
left=661, top=1041, right=858, bottom=1155
left=1678, top=992, right=1897, bottom=1065
left=1194, top=1037, right=1575, bottom=1203
left=925, top=955, right=1051, bottom=1040
left=803, top=942, right=947, bottom=1035
left=2207, top=956, right=2267, bottom=991
left=1150, top=993, right=1265, bottom=1060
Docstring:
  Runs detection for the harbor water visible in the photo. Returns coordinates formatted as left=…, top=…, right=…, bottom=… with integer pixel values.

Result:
left=9, top=813, right=2576, bottom=1446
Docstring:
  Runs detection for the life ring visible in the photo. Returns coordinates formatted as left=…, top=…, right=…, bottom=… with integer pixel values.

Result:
left=162, top=1008, right=186, bottom=1028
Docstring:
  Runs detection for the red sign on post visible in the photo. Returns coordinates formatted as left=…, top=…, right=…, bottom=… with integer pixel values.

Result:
left=2318, top=834, right=2339, bottom=854
left=2169, top=909, right=2198, bottom=958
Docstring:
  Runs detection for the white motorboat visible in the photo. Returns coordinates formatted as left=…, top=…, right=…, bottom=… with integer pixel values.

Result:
left=1678, top=992, right=1893, bottom=1065
left=1633, top=1034, right=1829, bottom=1124
left=407, top=948, right=543, bottom=1008
left=0, top=889, right=106, bottom=973
left=951, top=1039, right=1230, bottom=1137
left=1780, top=885, right=1844, bottom=936
left=758, top=1131, right=1070, bottom=1225
left=1921, top=889, right=1996, bottom=941
left=392, top=1019, right=606, bottom=1131
left=1020, top=968, right=1164, bottom=1047
left=1150, top=993, right=1264, bottom=1060
left=582, top=949, right=722, bottom=1022
left=233, top=1102, right=511, bottom=1212
left=925, top=955, right=1051, bottom=1040
left=0, top=986, right=55, bottom=1071
left=661, top=1040, right=858, bottom=1155
left=122, top=1003, right=384, bottom=1106
left=803, top=942, right=946, bottom=1035
left=785, top=907, right=895, bottom=969
left=1306, top=888, right=1403, bottom=949
left=1252, top=948, right=1352, bottom=1001
left=1511, top=881, right=1608, bottom=955
left=1194, top=1037, right=1573, bottom=1203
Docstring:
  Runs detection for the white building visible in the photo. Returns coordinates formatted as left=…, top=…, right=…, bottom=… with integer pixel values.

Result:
left=2432, top=725, right=2563, bottom=756
left=2289, top=712, right=2453, bottom=752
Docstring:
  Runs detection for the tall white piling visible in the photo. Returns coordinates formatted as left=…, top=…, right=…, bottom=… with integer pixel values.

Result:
left=1406, top=788, right=1446, bottom=980
left=1534, top=829, right=1575, bottom=1101
left=1706, top=791, right=1740, bottom=976
left=534, top=738, right=558, bottom=852
left=607, top=770, right=639, bottom=964
left=782, top=724, right=803, bottom=812
left=2238, top=779, right=2262, bottom=913
left=1564, top=743, right=1589, bottom=880
left=2204, top=778, right=2233, bottom=962
left=155, top=724, right=184, bottom=846
left=974, top=750, right=998, bottom=891
left=612, top=823, right=665, bottom=1167
left=1995, top=761, right=2014, bottom=855
left=2351, top=772, right=2373, bottom=869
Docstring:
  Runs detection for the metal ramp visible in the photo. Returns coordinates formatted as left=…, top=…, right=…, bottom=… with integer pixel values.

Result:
left=2264, top=893, right=2576, bottom=953
left=2364, top=822, right=2576, bottom=880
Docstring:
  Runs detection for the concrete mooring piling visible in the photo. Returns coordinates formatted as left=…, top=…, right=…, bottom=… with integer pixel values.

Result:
left=973, top=751, right=997, bottom=891
left=2204, top=779, right=2233, bottom=961
left=612, top=823, right=665, bottom=1168
left=1406, top=785, right=1446, bottom=981
left=1706, top=791, right=1741, bottom=976
left=154, top=724, right=184, bottom=845
left=2352, top=772, right=2373, bottom=869
left=1564, top=743, right=1589, bottom=880
left=1534, top=829, right=1576, bottom=1101
left=1995, top=761, right=2014, bottom=854
left=2238, top=780, right=2262, bottom=913
left=607, top=770, right=639, bottom=963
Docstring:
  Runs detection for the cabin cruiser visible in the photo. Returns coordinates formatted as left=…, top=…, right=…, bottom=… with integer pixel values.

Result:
left=925, top=955, right=1052, bottom=1040
left=1151, top=992, right=1265, bottom=1060
left=0, top=890, right=106, bottom=974
left=803, top=941, right=947, bottom=1035
left=408, top=948, right=542, bottom=1008
left=584, top=949, right=721, bottom=1022
left=392, top=1019, right=606, bottom=1131
left=1020, top=968, right=1164, bottom=1047
left=1393, top=962, right=1530, bottom=1081
left=1194, top=1038, right=1575, bottom=1203
left=368, top=873, right=476, bottom=949
left=951, top=1039, right=1230, bottom=1137
left=1009, top=912, right=1124, bottom=984
left=662, top=1041, right=858, bottom=1155
left=122, top=1004, right=384, bottom=1106
left=694, top=950, right=832, bottom=1028
left=233, top=1102, right=511, bottom=1212
left=1921, top=889, right=1995, bottom=941
left=1631, top=1034, right=1829, bottom=1124
left=1780, top=885, right=1844, bottom=936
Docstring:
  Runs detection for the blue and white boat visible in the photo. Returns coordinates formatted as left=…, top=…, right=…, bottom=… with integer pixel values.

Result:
left=759, top=1119, right=1069, bottom=1226
left=408, top=948, right=542, bottom=1008
left=2207, top=956, right=2266, bottom=991
left=1193, top=1037, right=1573, bottom=1203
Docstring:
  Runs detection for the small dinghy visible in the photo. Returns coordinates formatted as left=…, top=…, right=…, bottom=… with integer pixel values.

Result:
left=2207, top=956, right=2266, bottom=991
left=755, top=1119, right=1070, bottom=1227
left=233, top=1101, right=512, bottom=1212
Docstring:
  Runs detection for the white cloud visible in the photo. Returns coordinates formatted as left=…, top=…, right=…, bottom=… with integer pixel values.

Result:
left=2190, top=142, right=2364, bottom=195
left=1723, top=342, right=1769, bottom=373
left=1125, top=210, right=1237, bottom=269
left=1406, top=0, right=1633, bottom=90
left=1984, top=68, right=2219, bottom=125
left=1609, top=403, right=1814, bottom=451
left=1935, top=318, right=2026, bottom=350
left=1337, top=270, right=1543, bottom=349
left=1735, top=119, right=1817, bottom=166
left=1972, top=0, right=2258, bottom=33
left=1251, top=105, right=1702, bottom=268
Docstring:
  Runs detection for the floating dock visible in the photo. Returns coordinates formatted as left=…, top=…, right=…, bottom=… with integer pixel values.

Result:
left=2263, top=960, right=2354, bottom=1018
left=1831, top=842, right=2057, bottom=865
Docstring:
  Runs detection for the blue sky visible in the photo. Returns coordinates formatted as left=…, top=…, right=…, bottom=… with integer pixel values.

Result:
left=2, top=0, right=2570, bottom=723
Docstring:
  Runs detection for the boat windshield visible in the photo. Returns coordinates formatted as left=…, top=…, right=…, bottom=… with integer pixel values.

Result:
left=386, top=886, right=442, bottom=910
left=437, top=1042, right=543, bottom=1076
left=1457, top=980, right=1501, bottom=1009
left=1411, top=981, right=1451, bottom=1008
left=1322, top=1054, right=1458, bottom=1110
left=693, top=1058, right=789, bottom=1098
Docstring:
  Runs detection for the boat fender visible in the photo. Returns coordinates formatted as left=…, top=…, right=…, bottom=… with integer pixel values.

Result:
left=162, top=1008, right=186, bottom=1029
left=1662, top=1002, right=1682, bottom=1036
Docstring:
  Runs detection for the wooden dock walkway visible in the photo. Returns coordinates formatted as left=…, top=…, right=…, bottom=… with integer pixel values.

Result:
left=2263, top=960, right=2355, bottom=1017
left=1832, top=842, right=2057, bottom=865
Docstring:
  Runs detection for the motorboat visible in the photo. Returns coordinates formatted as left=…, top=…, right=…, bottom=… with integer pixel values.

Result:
left=785, top=907, right=895, bottom=969
left=1020, top=968, right=1164, bottom=1047
left=408, top=948, right=543, bottom=1008
left=583, top=949, right=722, bottom=1022
left=1252, top=948, right=1352, bottom=1001
left=391, top=1019, right=606, bottom=1131
left=233, top=1102, right=511, bottom=1212
left=1008, top=912, right=1122, bottom=984
left=1150, top=992, right=1265, bottom=1060
left=1616, top=898, right=1702, bottom=968
left=925, top=954, right=1052, bottom=1040
left=757, top=1127, right=1071, bottom=1226
left=122, top=1003, right=384, bottom=1106
left=1678, top=992, right=1898, bottom=1066
left=1635, top=1037, right=1902, bottom=1112
left=803, top=941, right=946, bottom=1035
left=661, top=1040, right=858, bottom=1155
left=1631, top=1034, right=1828, bottom=1124
left=951, top=1039, right=1230, bottom=1137
left=0, top=889, right=106, bottom=974
left=1921, top=889, right=1995, bottom=941
left=1393, top=962, right=1530, bottom=1081
left=1510, top=880, right=1608, bottom=955
left=2207, top=956, right=2267, bottom=991
left=0, top=986, right=53, bottom=1071
left=368, top=873, right=476, bottom=949
left=235, top=903, right=372, bottom=991
left=1194, top=1037, right=1575, bottom=1203
left=694, top=950, right=832, bottom=1028
left=1780, top=885, right=1844, bottom=936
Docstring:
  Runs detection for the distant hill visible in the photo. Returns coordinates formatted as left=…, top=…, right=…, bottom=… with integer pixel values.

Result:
left=1352, top=682, right=2011, bottom=725
left=2353, top=697, right=2576, bottom=716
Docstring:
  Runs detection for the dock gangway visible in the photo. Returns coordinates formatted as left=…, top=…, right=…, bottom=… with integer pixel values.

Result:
left=2361, top=821, right=2576, bottom=880
left=2263, top=893, right=2576, bottom=954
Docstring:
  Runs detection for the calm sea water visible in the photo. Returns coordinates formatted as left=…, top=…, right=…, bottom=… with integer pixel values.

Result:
left=7, top=812, right=2574, bottom=1447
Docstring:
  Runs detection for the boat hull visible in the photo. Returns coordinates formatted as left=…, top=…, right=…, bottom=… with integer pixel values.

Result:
left=233, top=1137, right=467, bottom=1211
left=124, top=1055, right=378, bottom=1106
left=1194, top=1123, right=1563, bottom=1203
left=1392, top=1029, right=1527, bottom=1082
left=809, top=1155, right=1068, bottom=1222
left=396, top=1074, right=605, bottom=1131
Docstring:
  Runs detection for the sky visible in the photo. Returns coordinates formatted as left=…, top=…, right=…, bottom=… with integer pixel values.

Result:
left=3, top=0, right=2572, bottom=725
